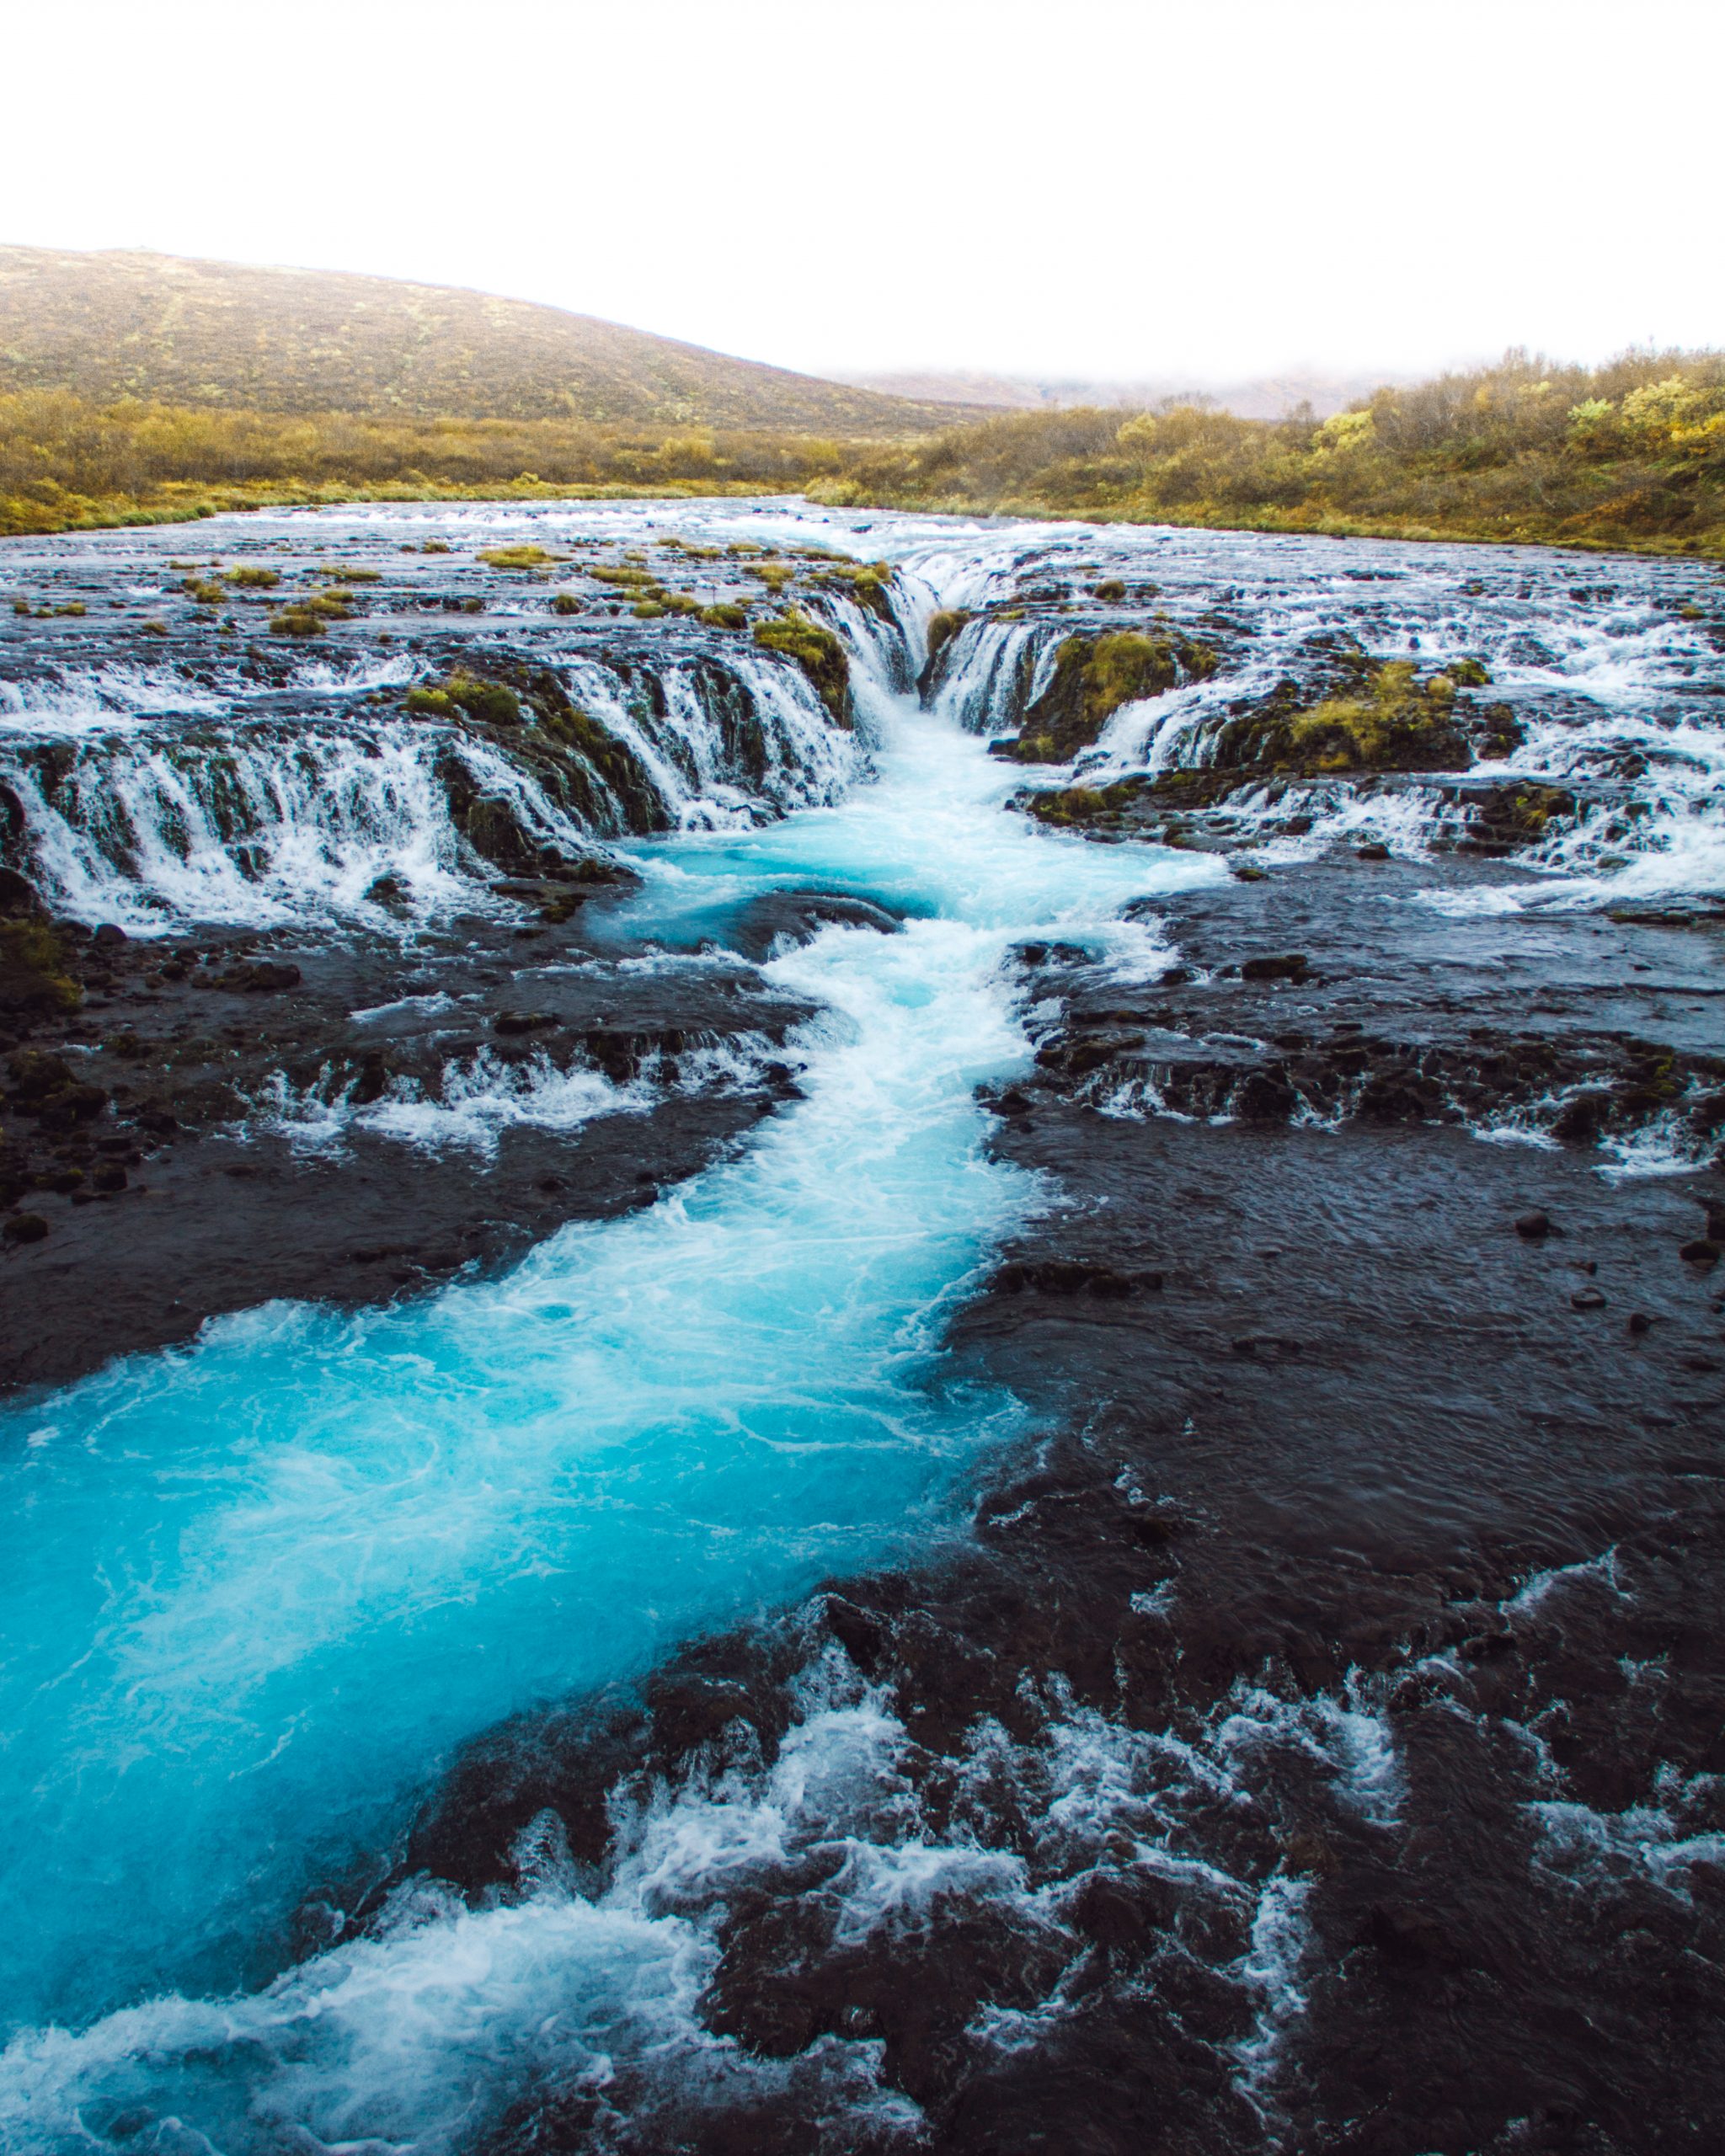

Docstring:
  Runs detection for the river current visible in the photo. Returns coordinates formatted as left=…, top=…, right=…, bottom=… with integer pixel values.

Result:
left=0, top=501, right=1720, bottom=2151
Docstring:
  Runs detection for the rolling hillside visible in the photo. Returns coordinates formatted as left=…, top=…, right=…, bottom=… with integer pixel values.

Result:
left=0, top=247, right=973, bottom=437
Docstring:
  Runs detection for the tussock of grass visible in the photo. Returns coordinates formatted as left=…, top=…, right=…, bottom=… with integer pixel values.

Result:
left=478, top=545, right=558, bottom=569
left=589, top=565, right=661, bottom=589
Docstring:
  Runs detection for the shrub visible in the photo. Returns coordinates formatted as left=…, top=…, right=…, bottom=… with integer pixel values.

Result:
left=269, top=607, right=325, bottom=637
left=1092, top=579, right=1126, bottom=601
left=699, top=602, right=749, bottom=629
left=551, top=592, right=585, bottom=615
left=225, top=566, right=280, bottom=589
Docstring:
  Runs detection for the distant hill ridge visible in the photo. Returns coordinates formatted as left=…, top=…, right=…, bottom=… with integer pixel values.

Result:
left=830, top=366, right=1416, bottom=422
left=0, top=246, right=979, bottom=438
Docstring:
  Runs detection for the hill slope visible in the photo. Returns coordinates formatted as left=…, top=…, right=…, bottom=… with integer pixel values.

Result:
left=0, top=247, right=973, bottom=437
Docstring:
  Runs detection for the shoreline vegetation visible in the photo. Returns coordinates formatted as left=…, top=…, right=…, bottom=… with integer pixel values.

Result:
left=3, top=349, right=1722, bottom=559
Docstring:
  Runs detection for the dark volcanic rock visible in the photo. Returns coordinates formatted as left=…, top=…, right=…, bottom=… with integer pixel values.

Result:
left=0, top=909, right=814, bottom=1395
left=375, top=842, right=1725, bottom=2156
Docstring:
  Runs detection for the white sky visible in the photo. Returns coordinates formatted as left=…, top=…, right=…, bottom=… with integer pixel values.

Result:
left=4, top=0, right=1718, bottom=386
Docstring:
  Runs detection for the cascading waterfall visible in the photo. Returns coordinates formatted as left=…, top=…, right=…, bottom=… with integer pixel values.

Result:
left=0, top=643, right=861, bottom=931
left=0, top=498, right=1721, bottom=2151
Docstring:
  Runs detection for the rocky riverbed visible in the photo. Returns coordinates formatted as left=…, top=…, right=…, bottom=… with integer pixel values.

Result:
left=1, top=501, right=1722, bottom=2155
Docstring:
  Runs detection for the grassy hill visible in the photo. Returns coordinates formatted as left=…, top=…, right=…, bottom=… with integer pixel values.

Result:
left=0, top=246, right=972, bottom=438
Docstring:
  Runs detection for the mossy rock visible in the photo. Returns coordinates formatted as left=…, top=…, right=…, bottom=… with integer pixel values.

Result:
left=551, top=593, right=585, bottom=616
left=1447, top=781, right=1579, bottom=851
left=1017, top=632, right=1215, bottom=761
left=1092, top=579, right=1127, bottom=602
left=435, top=657, right=670, bottom=835
left=699, top=602, right=749, bottom=630
left=0, top=921, right=81, bottom=1016
left=224, top=566, right=280, bottom=590
left=406, top=675, right=521, bottom=727
left=269, top=608, right=327, bottom=638
left=752, top=611, right=852, bottom=725
left=814, top=562, right=895, bottom=620
left=1282, top=664, right=1471, bottom=771
left=462, top=796, right=547, bottom=876
left=449, top=675, right=522, bottom=727
left=1210, top=656, right=1519, bottom=775
left=926, top=608, right=969, bottom=664
left=1023, top=777, right=1150, bottom=828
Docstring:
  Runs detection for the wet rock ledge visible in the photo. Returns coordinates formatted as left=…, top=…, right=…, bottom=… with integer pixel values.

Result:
left=0, top=880, right=825, bottom=1396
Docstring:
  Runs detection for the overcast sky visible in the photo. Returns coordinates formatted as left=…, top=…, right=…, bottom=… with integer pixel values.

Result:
left=7, top=0, right=1717, bottom=386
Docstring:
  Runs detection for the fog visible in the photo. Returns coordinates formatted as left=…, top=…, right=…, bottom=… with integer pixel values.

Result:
left=7, top=0, right=1718, bottom=385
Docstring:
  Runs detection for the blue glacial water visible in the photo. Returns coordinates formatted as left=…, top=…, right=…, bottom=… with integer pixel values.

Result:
left=0, top=638, right=1218, bottom=2145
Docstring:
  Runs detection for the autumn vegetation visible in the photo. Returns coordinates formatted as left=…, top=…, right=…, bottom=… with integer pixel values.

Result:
left=1, top=348, right=1720, bottom=560
left=820, top=349, right=1725, bottom=556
